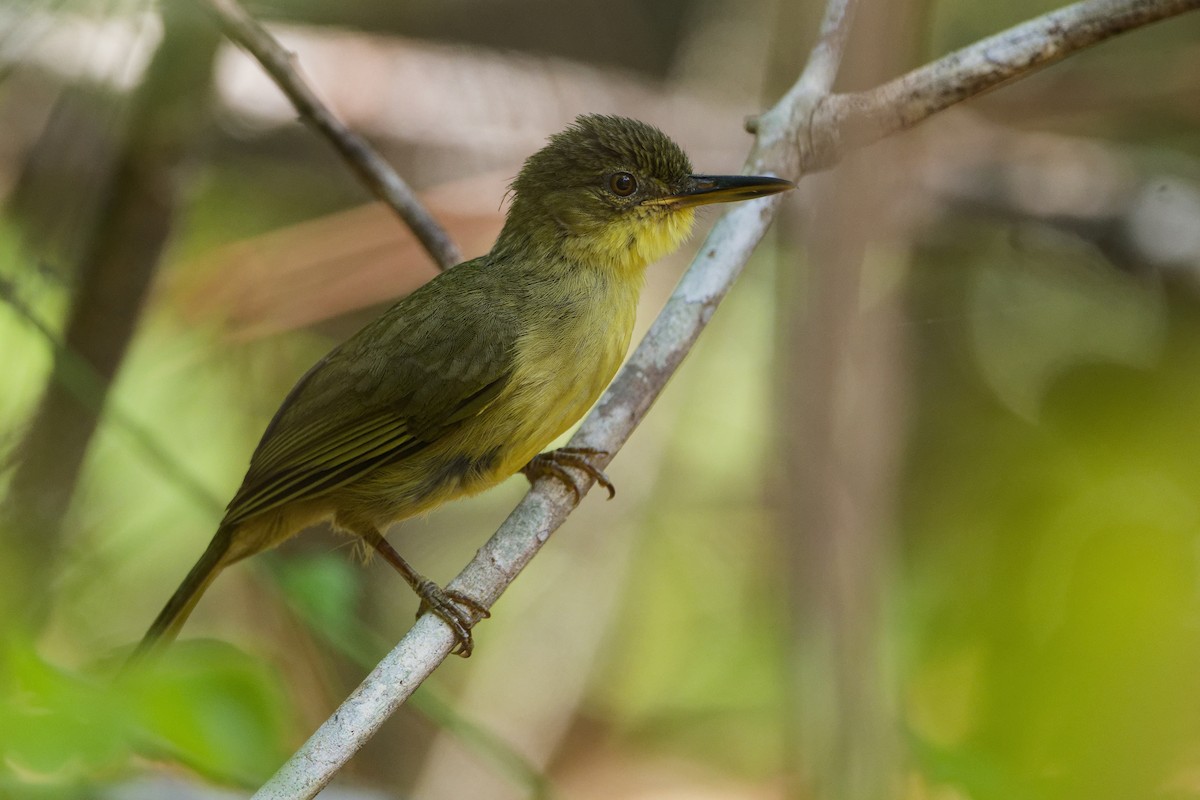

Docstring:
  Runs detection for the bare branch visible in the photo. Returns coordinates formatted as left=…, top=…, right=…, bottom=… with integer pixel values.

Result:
left=797, top=0, right=861, bottom=94
left=804, top=0, right=1200, bottom=172
left=251, top=0, right=1198, bottom=796
left=200, top=0, right=462, bottom=270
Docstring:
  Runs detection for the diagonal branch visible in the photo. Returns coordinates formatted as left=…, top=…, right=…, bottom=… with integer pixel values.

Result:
left=200, top=0, right=462, bottom=270
left=800, top=0, right=1200, bottom=173
left=251, top=0, right=1197, bottom=796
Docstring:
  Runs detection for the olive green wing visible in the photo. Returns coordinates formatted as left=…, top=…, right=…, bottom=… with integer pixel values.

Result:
left=222, top=265, right=519, bottom=527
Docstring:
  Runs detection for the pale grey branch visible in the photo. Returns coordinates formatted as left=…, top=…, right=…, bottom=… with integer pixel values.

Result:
left=804, top=0, right=1200, bottom=172
left=797, top=0, right=861, bottom=94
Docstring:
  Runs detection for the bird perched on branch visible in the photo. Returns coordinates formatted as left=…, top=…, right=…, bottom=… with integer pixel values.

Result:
left=132, top=114, right=792, bottom=660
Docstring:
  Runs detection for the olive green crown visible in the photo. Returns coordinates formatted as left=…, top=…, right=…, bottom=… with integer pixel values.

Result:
left=512, top=114, right=692, bottom=198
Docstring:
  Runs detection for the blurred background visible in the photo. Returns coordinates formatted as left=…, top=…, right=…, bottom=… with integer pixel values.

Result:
left=2, top=0, right=1200, bottom=798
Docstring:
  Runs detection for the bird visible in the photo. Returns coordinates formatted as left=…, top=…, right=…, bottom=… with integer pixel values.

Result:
left=131, top=114, right=793, bottom=660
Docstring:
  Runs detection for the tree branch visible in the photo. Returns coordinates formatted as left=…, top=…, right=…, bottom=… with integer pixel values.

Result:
left=251, top=0, right=1198, bottom=795
left=801, top=0, right=1200, bottom=173
left=200, top=0, right=462, bottom=270
left=796, top=0, right=860, bottom=94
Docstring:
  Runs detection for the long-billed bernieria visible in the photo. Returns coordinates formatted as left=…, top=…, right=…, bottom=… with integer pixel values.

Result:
left=132, top=115, right=792, bottom=660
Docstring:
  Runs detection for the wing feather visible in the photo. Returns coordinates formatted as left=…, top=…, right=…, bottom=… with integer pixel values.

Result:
left=221, top=258, right=520, bottom=527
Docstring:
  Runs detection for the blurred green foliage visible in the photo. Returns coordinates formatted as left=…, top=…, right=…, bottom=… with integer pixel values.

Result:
left=901, top=226, right=1200, bottom=799
left=0, top=635, right=291, bottom=794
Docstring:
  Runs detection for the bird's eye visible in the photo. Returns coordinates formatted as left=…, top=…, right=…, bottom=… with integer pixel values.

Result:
left=609, top=172, right=637, bottom=197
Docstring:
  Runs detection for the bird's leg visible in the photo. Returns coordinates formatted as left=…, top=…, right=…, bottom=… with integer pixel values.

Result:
left=358, top=527, right=490, bottom=658
left=521, top=447, right=615, bottom=503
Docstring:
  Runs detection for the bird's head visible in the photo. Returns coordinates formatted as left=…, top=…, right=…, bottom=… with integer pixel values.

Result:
left=496, top=115, right=793, bottom=278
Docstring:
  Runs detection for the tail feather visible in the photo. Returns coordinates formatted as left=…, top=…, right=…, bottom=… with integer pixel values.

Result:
left=127, top=525, right=234, bottom=665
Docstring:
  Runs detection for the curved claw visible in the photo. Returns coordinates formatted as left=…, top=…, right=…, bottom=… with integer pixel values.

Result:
left=521, top=447, right=616, bottom=502
left=415, top=580, right=490, bottom=658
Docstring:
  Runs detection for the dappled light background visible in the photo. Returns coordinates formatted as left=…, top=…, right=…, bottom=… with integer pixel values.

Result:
left=2, top=0, right=1200, bottom=797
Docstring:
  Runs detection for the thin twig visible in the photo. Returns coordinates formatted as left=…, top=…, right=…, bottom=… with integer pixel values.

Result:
left=252, top=0, right=1198, bottom=795
left=802, top=0, right=1200, bottom=173
left=200, top=0, right=462, bottom=270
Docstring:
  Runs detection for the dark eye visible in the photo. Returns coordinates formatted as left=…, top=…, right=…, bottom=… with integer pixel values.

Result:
left=609, top=172, right=637, bottom=197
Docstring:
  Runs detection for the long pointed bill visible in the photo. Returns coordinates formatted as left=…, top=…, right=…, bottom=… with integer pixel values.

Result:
left=644, top=174, right=795, bottom=208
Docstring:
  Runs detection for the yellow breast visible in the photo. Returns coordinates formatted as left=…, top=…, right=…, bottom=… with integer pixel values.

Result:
left=494, top=265, right=640, bottom=475
left=495, top=206, right=695, bottom=473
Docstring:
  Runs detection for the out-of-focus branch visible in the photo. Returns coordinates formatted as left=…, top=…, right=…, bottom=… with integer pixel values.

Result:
left=199, top=0, right=462, bottom=270
left=2, top=4, right=219, bottom=629
left=760, top=0, right=1200, bottom=174
left=252, top=0, right=1198, bottom=796
left=774, top=0, right=919, bottom=797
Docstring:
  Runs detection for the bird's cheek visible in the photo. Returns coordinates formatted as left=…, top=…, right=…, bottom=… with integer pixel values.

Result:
left=544, top=192, right=603, bottom=237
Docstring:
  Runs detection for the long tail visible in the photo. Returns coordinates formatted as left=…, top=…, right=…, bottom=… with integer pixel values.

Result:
left=127, top=525, right=235, bottom=665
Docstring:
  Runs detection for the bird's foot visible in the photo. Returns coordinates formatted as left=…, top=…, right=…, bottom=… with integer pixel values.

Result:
left=521, top=447, right=615, bottom=503
left=414, top=580, right=491, bottom=658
